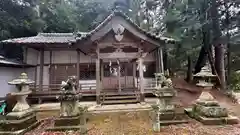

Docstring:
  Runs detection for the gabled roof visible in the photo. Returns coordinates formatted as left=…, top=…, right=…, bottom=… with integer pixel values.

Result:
left=76, top=11, right=177, bottom=44
left=1, top=11, right=177, bottom=45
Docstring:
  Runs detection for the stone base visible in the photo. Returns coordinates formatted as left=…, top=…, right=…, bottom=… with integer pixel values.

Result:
left=6, top=109, right=34, bottom=120
left=46, top=125, right=87, bottom=133
left=96, top=95, right=101, bottom=105
left=140, top=93, right=145, bottom=102
left=193, top=104, right=228, bottom=118
left=54, top=115, right=86, bottom=127
left=0, top=110, right=39, bottom=135
left=150, top=109, right=189, bottom=126
left=185, top=108, right=239, bottom=125
left=47, top=114, right=87, bottom=132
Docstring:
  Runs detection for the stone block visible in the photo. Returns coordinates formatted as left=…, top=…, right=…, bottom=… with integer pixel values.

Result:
left=0, top=113, right=40, bottom=135
left=196, top=100, right=220, bottom=107
left=193, top=104, right=228, bottom=118
left=196, top=115, right=239, bottom=125
left=0, top=114, right=37, bottom=131
left=185, top=108, right=239, bottom=125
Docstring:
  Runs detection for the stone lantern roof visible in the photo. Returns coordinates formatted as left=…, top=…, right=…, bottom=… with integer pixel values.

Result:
left=8, top=73, right=35, bottom=85
left=194, top=62, right=217, bottom=78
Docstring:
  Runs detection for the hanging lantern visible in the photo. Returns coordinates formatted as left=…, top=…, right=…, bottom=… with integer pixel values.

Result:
left=109, top=60, right=121, bottom=77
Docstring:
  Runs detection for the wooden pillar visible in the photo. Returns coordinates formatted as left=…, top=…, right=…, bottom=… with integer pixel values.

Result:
left=39, top=48, right=44, bottom=91
left=34, top=66, right=37, bottom=91
left=96, top=47, right=101, bottom=104
left=49, top=50, right=52, bottom=85
left=23, top=47, right=28, bottom=72
left=138, top=58, right=145, bottom=102
left=159, top=47, right=164, bottom=73
left=118, top=62, right=121, bottom=92
left=100, top=60, right=104, bottom=89
left=133, top=62, right=136, bottom=88
left=77, top=50, right=80, bottom=89
left=155, top=49, right=159, bottom=73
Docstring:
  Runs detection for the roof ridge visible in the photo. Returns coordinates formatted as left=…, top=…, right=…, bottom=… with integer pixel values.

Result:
left=37, top=33, right=74, bottom=37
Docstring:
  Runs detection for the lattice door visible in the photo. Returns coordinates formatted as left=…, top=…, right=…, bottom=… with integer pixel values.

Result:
left=50, top=64, right=77, bottom=84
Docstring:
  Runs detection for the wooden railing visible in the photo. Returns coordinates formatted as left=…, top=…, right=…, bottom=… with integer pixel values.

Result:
left=29, top=79, right=156, bottom=92
left=30, top=83, right=97, bottom=92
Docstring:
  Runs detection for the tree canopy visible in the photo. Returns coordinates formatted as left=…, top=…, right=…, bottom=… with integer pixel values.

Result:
left=0, top=0, right=240, bottom=87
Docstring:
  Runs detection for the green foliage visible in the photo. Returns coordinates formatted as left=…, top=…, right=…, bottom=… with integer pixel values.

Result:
left=230, top=71, right=240, bottom=91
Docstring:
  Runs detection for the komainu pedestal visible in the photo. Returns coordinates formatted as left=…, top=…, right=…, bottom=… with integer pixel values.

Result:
left=0, top=73, right=39, bottom=135
left=185, top=63, right=239, bottom=125
left=46, top=76, right=87, bottom=133
left=151, top=73, right=189, bottom=132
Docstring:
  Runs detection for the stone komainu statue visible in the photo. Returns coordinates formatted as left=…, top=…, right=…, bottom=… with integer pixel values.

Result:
left=59, top=76, right=80, bottom=117
left=61, top=76, right=77, bottom=92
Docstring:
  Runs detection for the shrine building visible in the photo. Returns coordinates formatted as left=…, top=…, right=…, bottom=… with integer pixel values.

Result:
left=1, top=11, right=176, bottom=104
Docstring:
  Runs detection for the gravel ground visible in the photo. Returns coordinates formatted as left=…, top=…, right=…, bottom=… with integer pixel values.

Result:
left=24, top=79, right=240, bottom=135
left=25, top=116, right=240, bottom=135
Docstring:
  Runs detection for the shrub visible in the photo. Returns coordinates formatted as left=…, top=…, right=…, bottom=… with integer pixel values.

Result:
left=230, top=71, right=240, bottom=91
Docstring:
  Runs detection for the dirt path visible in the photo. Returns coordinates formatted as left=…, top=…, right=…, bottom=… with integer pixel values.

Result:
left=174, top=78, right=240, bottom=118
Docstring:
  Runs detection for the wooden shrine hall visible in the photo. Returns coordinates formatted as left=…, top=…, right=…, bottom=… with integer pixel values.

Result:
left=1, top=11, right=176, bottom=104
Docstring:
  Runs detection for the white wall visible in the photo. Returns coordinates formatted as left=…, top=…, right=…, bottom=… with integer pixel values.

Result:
left=0, top=67, right=24, bottom=97
left=36, top=66, right=49, bottom=85
left=27, top=48, right=39, bottom=65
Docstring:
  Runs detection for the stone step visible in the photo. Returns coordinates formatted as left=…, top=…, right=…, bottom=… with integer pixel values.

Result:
left=103, top=95, right=137, bottom=100
left=160, top=119, right=189, bottom=126
left=102, top=99, right=139, bottom=105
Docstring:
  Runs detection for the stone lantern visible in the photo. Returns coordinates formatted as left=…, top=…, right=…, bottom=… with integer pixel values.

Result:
left=185, top=62, right=239, bottom=125
left=8, top=73, right=34, bottom=112
left=194, top=62, right=216, bottom=90
left=0, top=73, right=39, bottom=135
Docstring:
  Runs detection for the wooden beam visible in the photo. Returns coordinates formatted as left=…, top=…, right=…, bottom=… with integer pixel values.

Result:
left=96, top=47, right=101, bottom=104
left=39, top=48, right=44, bottom=91
left=77, top=50, right=80, bottom=88
left=99, top=52, right=140, bottom=59
left=138, top=58, right=145, bottom=102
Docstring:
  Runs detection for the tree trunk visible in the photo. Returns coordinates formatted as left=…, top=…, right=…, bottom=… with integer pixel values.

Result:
left=186, top=56, right=193, bottom=82
left=211, top=0, right=226, bottom=89
left=215, top=45, right=226, bottom=89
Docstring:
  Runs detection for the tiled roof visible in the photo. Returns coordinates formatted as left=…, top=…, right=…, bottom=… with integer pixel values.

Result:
left=0, top=55, right=34, bottom=67
left=1, top=11, right=177, bottom=45
left=1, top=33, right=80, bottom=44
